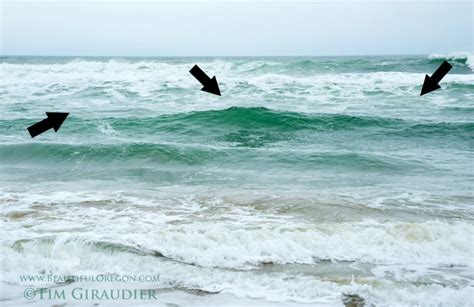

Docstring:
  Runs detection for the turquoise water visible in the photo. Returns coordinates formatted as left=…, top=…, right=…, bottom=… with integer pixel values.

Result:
left=1, top=54, right=473, bottom=306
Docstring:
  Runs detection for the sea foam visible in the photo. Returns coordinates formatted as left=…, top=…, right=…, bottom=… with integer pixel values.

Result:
left=429, top=51, right=474, bottom=71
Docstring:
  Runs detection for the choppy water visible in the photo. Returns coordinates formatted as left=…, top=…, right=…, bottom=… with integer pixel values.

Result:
left=1, top=53, right=473, bottom=306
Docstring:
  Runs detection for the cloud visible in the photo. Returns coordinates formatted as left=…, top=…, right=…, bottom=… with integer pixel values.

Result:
left=1, top=0, right=472, bottom=56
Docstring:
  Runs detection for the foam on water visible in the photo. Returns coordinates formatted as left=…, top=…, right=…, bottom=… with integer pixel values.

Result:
left=1, top=56, right=473, bottom=119
left=429, top=51, right=474, bottom=71
left=1, top=189, right=473, bottom=305
left=1, top=55, right=473, bottom=305
left=3, top=191, right=473, bottom=267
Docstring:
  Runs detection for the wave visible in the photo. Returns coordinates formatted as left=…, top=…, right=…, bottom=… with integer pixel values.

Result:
left=0, top=143, right=421, bottom=174
left=3, top=55, right=474, bottom=78
left=3, top=107, right=472, bottom=136
left=0, top=142, right=225, bottom=165
left=5, top=219, right=473, bottom=271
left=3, top=226, right=472, bottom=305
left=0, top=108, right=472, bottom=157
left=429, top=51, right=474, bottom=71
left=158, top=107, right=403, bottom=131
left=242, top=53, right=474, bottom=73
left=172, top=107, right=473, bottom=136
left=6, top=218, right=473, bottom=268
left=245, top=59, right=322, bottom=74
left=0, top=107, right=399, bottom=137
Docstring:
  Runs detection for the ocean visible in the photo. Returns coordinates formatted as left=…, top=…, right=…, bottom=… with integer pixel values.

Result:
left=1, top=53, right=473, bottom=306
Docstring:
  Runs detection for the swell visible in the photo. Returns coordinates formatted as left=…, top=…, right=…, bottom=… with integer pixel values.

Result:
left=0, top=142, right=421, bottom=172
left=0, top=142, right=227, bottom=165
left=153, top=107, right=404, bottom=131
left=166, top=107, right=473, bottom=136
left=0, top=109, right=471, bottom=170
left=2, top=107, right=472, bottom=136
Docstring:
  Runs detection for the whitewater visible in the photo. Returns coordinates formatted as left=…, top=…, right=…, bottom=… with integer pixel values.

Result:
left=1, top=53, right=473, bottom=306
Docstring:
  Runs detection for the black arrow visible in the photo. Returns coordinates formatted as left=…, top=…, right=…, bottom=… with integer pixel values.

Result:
left=27, top=112, right=69, bottom=138
left=420, top=60, right=452, bottom=96
left=189, top=65, right=221, bottom=96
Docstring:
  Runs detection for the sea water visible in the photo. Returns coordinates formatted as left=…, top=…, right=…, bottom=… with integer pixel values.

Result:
left=0, top=53, right=473, bottom=306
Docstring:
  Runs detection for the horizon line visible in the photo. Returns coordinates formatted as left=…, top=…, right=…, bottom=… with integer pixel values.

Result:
left=0, top=53, right=442, bottom=58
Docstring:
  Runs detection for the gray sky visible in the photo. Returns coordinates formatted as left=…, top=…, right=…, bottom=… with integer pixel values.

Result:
left=1, top=0, right=472, bottom=56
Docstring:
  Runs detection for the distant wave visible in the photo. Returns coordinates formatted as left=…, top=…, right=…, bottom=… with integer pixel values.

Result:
left=4, top=55, right=474, bottom=77
left=428, top=51, right=474, bottom=71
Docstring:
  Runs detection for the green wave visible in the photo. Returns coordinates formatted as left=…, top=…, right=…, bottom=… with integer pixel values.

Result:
left=0, top=108, right=470, bottom=170
left=111, top=107, right=404, bottom=133
left=91, top=106, right=472, bottom=141
left=0, top=142, right=422, bottom=174
left=0, top=143, right=227, bottom=165
left=1, top=107, right=472, bottom=138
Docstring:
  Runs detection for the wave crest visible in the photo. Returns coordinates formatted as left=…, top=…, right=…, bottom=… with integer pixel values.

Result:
left=428, top=51, right=474, bottom=71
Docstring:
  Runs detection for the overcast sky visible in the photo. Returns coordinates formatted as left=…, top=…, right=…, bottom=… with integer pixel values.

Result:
left=1, top=0, right=472, bottom=56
